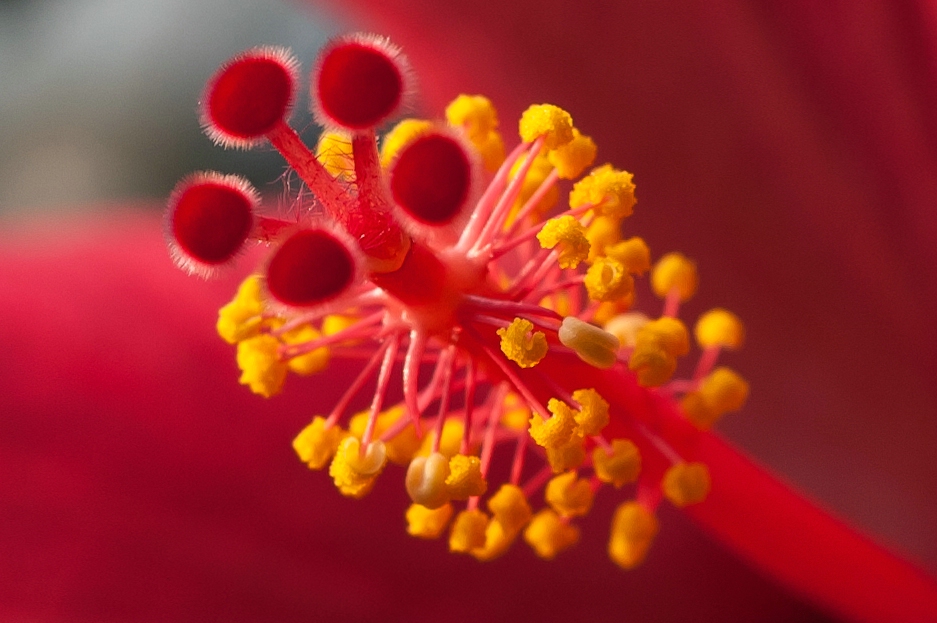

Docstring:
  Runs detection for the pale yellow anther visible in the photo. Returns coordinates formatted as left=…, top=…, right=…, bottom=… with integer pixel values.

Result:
left=500, top=392, right=531, bottom=431
left=584, top=257, right=635, bottom=303
left=236, top=334, right=287, bottom=397
left=328, top=437, right=387, bottom=499
left=406, top=503, right=453, bottom=539
left=281, top=324, right=330, bottom=375
left=518, top=104, right=574, bottom=149
left=695, top=308, right=745, bottom=350
left=681, top=367, right=749, bottom=430
left=604, top=312, right=649, bottom=350
left=416, top=418, right=466, bottom=458
left=545, top=435, right=586, bottom=473
left=585, top=215, right=622, bottom=262
left=569, top=164, right=637, bottom=219
left=486, top=484, right=532, bottom=535
left=536, top=215, right=590, bottom=269
left=606, top=236, right=651, bottom=275
left=529, top=398, right=577, bottom=449
left=547, top=128, right=597, bottom=179
left=508, top=153, right=558, bottom=221
left=651, top=252, right=698, bottom=302
left=316, top=131, right=354, bottom=179
left=558, top=316, right=620, bottom=369
left=572, top=388, right=610, bottom=437
left=449, top=508, right=488, bottom=553
left=445, top=454, right=488, bottom=500
left=662, top=462, right=711, bottom=507
left=379, top=118, right=433, bottom=167
left=217, top=275, right=266, bottom=344
left=292, top=416, right=345, bottom=470
left=348, top=405, right=420, bottom=465
left=592, top=439, right=642, bottom=487
left=545, top=471, right=595, bottom=518
left=608, top=501, right=658, bottom=569
left=523, top=509, right=580, bottom=559
left=638, top=317, right=690, bottom=357
left=497, top=318, right=548, bottom=368
left=470, top=518, right=517, bottom=561
left=405, top=452, right=452, bottom=509
left=445, top=94, right=499, bottom=140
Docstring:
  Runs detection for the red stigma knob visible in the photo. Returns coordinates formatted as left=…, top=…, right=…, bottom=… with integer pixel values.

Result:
left=389, top=131, right=474, bottom=226
left=265, top=228, right=359, bottom=308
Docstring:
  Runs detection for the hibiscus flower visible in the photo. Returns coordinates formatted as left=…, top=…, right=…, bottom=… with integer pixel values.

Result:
left=1, top=1, right=935, bottom=622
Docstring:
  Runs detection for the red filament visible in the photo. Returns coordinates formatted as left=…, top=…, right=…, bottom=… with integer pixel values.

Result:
left=390, top=133, right=472, bottom=225
left=315, top=41, right=403, bottom=130
left=206, top=50, right=295, bottom=144
left=170, top=179, right=253, bottom=265
left=266, top=229, right=356, bottom=307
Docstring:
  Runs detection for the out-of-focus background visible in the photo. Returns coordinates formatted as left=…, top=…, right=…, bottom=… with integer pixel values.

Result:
left=0, top=0, right=338, bottom=214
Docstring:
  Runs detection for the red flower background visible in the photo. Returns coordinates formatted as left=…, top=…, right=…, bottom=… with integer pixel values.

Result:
left=1, top=1, right=935, bottom=621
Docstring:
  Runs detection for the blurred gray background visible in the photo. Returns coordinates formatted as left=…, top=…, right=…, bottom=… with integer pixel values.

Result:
left=0, top=0, right=340, bottom=214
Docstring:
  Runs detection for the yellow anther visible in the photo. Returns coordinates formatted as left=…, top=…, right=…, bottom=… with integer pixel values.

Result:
left=292, top=416, right=345, bottom=470
left=328, top=437, right=387, bottom=499
left=638, top=317, right=690, bottom=357
left=497, top=318, right=548, bottom=368
left=536, top=215, right=590, bottom=269
left=475, top=130, right=506, bottom=172
left=445, top=94, right=499, bottom=140
left=545, top=435, right=586, bottom=472
left=558, top=316, right=620, bottom=369
left=608, top=501, right=658, bottom=569
left=569, top=164, right=636, bottom=219
left=538, top=290, right=572, bottom=316
left=628, top=344, right=677, bottom=387
left=529, top=398, right=577, bottom=449
left=379, top=118, right=432, bottom=167
left=470, top=518, right=516, bottom=562
left=322, top=313, right=359, bottom=341
left=591, top=298, right=634, bottom=326
left=316, top=131, right=354, bottom=179
left=416, top=418, right=466, bottom=458
left=545, top=471, right=595, bottom=518
left=584, top=257, right=635, bottom=303
left=216, top=275, right=265, bottom=344
left=681, top=367, right=749, bottom=430
left=405, top=452, right=451, bottom=509
left=604, top=312, right=649, bottom=349
left=236, top=334, right=287, bottom=397
left=406, top=503, right=453, bottom=539
left=518, top=104, right=574, bottom=149
left=606, top=236, right=651, bottom=275
left=662, top=462, right=711, bottom=507
left=651, top=252, right=698, bottom=302
left=280, top=324, right=330, bottom=375
left=585, top=215, right=622, bottom=261
left=500, top=392, right=530, bottom=431
left=572, top=388, right=610, bottom=436
left=508, top=153, right=558, bottom=221
left=523, top=509, right=580, bottom=559
left=547, top=128, right=597, bottom=179
left=486, top=484, right=532, bottom=535
left=592, top=439, right=642, bottom=487
left=445, top=454, right=488, bottom=500
left=695, top=308, right=745, bottom=350
left=348, top=405, right=420, bottom=465
left=449, top=508, right=488, bottom=553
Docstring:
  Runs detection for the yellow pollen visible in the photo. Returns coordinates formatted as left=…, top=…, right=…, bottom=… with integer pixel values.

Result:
left=537, top=215, right=590, bottom=269
left=316, top=131, right=354, bottom=179
left=572, top=388, right=610, bottom=437
left=470, top=518, right=517, bottom=561
left=474, top=130, right=507, bottom=172
left=518, top=104, right=574, bottom=149
left=605, top=236, right=651, bottom=275
left=328, top=437, right=388, bottom=499
left=695, top=308, right=745, bottom=350
left=500, top=392, right=531, bottom=431
left=569, top=164, right=636, bottom=219
left=348, top=405, right=420, bottom=465
left=508, top=153, right=558, bottom=221
left=547, top=128, right=597, bottom=179
left=529, top=398, right=578, bottom=449
left=445, top=454, right=488, bottom=500
left=638, top=317, right=690, bottom=357
left=486, top=484, right=532, bottom=535
left=523, top=509, right=580, bottom=559
left=592, top=439, right=642, bottom=487
left=449, top=508, right=489, bottom=553
left=380, top=118, right=433, bottom=167
left=627, top=317, right=689, bottom=387
left=651, top=252, right=698, bottom=302
left=216, top=275, right=265, bottom=344
left=322, top=313, right=360, bottom=341
left=406, top=502, right=453, bottom=539
left=603, top=312, right=650, bottom=349
left=416, top=418, right=466, bottom=458
left=681, top=367, right=750, bottom=430
left=292, top=416, right=346, bottom=470
left=405, top=452, right=451, bottom=509
left=545, top=471, right=595, bottom=517
left=585, top=215, right=622, bottom=261
left=558, top=316, right=620, bottom=369
left=608, top=501, right=658, bottom=569
left=445, top=94, right=499, bottom=141
left=584, top=257, right=635, bottom=303
left=281, top=324, right=330, bottom=375
left=662, top=462, right=711, bottom=507
left=497, top=317, right=548, bottom=368
left=545, top=435, right=586, bottom=473
left=236, top=334, right=287, bottom=398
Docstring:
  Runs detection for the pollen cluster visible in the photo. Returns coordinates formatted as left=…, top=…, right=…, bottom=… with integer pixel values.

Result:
left=165, top=33, right=749, bottom=569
